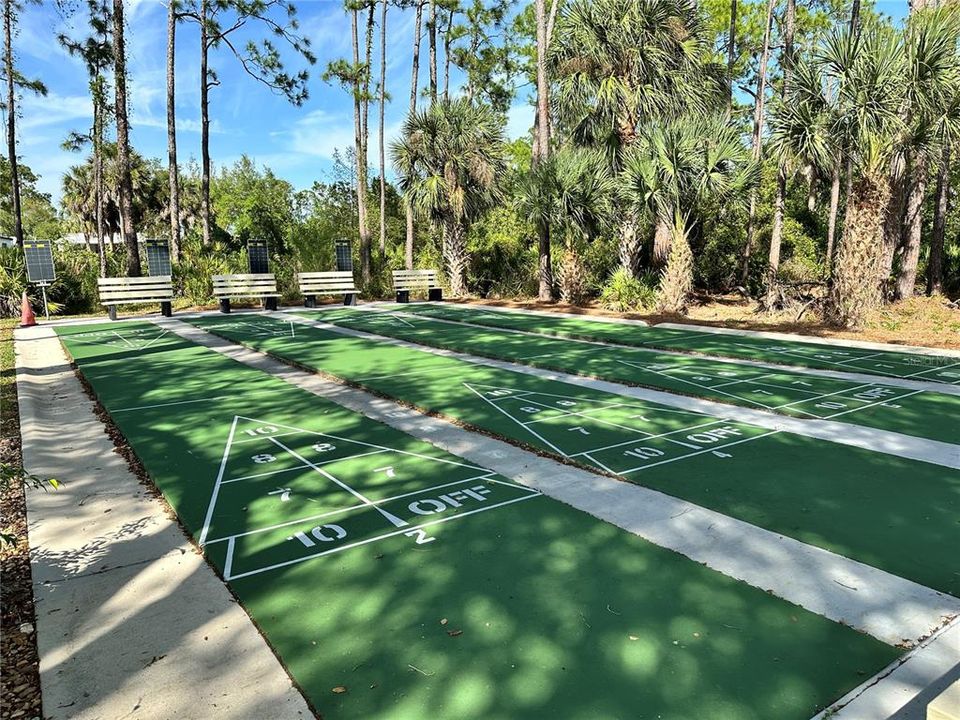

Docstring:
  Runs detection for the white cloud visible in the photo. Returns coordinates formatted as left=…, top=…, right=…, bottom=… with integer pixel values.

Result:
left=18, top=92, right=92, bottom=132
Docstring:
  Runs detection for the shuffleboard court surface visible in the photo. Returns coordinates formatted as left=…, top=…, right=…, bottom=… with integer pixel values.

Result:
left=399, top=303, right=960, bottom=386
left=190, top=314, right=960, bottom=598
left=54, top=321, right=900, bottom=719
left=296, top=307, right=960, bottom=447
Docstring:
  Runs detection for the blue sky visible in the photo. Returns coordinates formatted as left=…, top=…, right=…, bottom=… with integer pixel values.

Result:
left=12, top=0, right=909, bottom=203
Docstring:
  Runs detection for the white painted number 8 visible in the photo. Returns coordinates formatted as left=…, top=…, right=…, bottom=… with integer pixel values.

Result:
left=252, top=454, right=276, bottom=464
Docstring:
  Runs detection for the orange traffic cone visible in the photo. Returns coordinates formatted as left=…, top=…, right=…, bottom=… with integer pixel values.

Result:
left=19, top=291, right=37, bottom=328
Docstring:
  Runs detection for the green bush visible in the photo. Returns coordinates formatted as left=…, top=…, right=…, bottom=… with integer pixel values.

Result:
left=599, top=268, right=658, bottom=312
left=175, top=236, right=246, bottom=306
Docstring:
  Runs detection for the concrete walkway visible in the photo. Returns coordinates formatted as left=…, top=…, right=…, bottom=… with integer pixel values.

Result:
left=15, top=324, right=312, bottom=720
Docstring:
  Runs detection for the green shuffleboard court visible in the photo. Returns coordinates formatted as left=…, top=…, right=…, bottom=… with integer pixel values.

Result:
left=398, top=302, right=960, bottom=385
left=189, top=314, right=960, bottom=597
left=55, top=322, right=900, bottom=719
left=296, top=306, right=960, bottom=446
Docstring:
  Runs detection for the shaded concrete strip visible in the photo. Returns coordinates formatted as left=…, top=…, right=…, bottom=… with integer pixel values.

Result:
left=343, top=304, right=960, bottom=397
left=15, top=325, right=312, bottom=720
left=814, top=617, right=960, bottom=720
left=159, top=318, right=960, bottom=649
left=281, top=312, right=960, bottom=470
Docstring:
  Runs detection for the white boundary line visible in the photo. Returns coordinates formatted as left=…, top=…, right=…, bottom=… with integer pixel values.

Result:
left=656, top=320, right=960, bottom=359
left=463, top=382, right=570, bottom=457
left=205, top=472, right=502, bottom=545
left=155, top=317, right=960, bottom=652
left=342, top=304, right=960, bottom=396
left=269, top=313, right=960, bottom=469
left=235, top=415, right=491, bottom=473
left=112, top=396, right=231, bottom=413
left=198, top=415, right=239, bottom=546
left=224, top=493, right=542, bottom=580
left=268, top=436, right=407, bottom=529
left=621, top=430, right=781, bottom=474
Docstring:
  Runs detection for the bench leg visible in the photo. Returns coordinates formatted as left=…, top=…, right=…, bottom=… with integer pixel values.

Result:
left=264, top=297, right=278, bottom=311
left=160, top=301, right=173, bottom=318
left=219, top=299, right=231, bottom=314
left=428, top=288, right=443, bottom=302
left=396, top=290, right=410, bottom=304
left=108, top=305, right=117, bottom=321
left=344, top=293, right=357, bottom=306
left=304, top=295, right=316, bottom=309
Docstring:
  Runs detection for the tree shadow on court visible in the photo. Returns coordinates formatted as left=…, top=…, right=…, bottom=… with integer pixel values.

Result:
left=39, top=322, right=925, bottom=720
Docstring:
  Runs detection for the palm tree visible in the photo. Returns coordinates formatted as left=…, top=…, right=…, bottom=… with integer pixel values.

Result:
left=819, top=26, right=905, bottom=327
left=550, top=0, right=719, bottom=278
left=620, top=115, right=757, bottom=313
left=515, top=147, right=613, bottom=303
left=889, top=5, right=960, bottom=300
left=392, top=98, right=507, bottom=296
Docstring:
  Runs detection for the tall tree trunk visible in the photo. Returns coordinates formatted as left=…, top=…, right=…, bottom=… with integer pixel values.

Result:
left=826, top=168, right=840, bottom=268
left=850, top=0, right=861, bottom=35
left=357, top=2, right=374, bottom=281
left=895, top=152, right=928, bottom=300
left=443, top=215, right=468, bottom=296
left=405, top=0, right=423, bottom=270
left=880, top=158, right=906, bottom=285
left=94, top=93, right=107, bottom=277
left=532, top=0, right=552, bottom=302
left=653, top=214, right=672, bottom=269
left=442, top=9, right=452, bottom=100
left=739, top=0, right=775, bottom=285
left=200, top=0, right=212, bottom=247
left=766, top=0, right=795, bottom=290
left=428, top=0, right=437, bottom=104
left=726, top=0, right=737, bottom=117
left=829, top=172, right=890, bottom=328
left=4, top=0, right=23, bottom=248
left=378, top=0, right=387, bottom=256
left=928, top=143, right=950, bottom=295
left=618, top=219, right=642, bottom=278
left=113, top=0, right=141, bottom=276
left=352, top=8, right=371, bottom=284
left=166, top=0, right=181, bottom=262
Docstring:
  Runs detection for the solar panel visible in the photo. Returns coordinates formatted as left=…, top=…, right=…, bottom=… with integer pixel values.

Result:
left=248, top=238, right=270, bottom=274
left=145, top=238, right=172, bottom=276
left=23, top=240, right=55, bottom=283
left=335, top=238, right=353, bottom=272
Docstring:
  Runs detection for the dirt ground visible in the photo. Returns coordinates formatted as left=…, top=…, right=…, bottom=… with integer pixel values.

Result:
left=457, top=294, right=960, bottom=351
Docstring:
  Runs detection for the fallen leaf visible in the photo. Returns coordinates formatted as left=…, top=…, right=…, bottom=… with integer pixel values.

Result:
left=447, top=629, right=463, bottom=637
left=440, top=618, right=448, bottom=625
left=332, top=686, right=348, bottom=694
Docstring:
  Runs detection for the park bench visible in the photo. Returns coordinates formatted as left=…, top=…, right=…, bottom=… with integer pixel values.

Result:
left=298, top=271, right=358, bottom=307
left=98, top=275, right=174, bottom=321
left=392, top=269, right=442, bottom=303
left=213, top=273, right=279, bottom=313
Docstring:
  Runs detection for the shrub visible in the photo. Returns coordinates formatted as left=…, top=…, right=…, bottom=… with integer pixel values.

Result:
left=599, top=268, right=657, bottom=312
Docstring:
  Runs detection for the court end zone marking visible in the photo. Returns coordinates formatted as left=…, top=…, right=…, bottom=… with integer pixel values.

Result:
left=198, top=413, right=504, bottom=549
left=198, top=415, right=240, bottom=546
left=204, top=471, right=508, bottom=545
left=267, top=436, right=410, bottom=528
left=159, top=316, right=960, bottom=647
left=464, top=381, right=775, bottom=473
left=222, top=492, right=542, bottom=581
